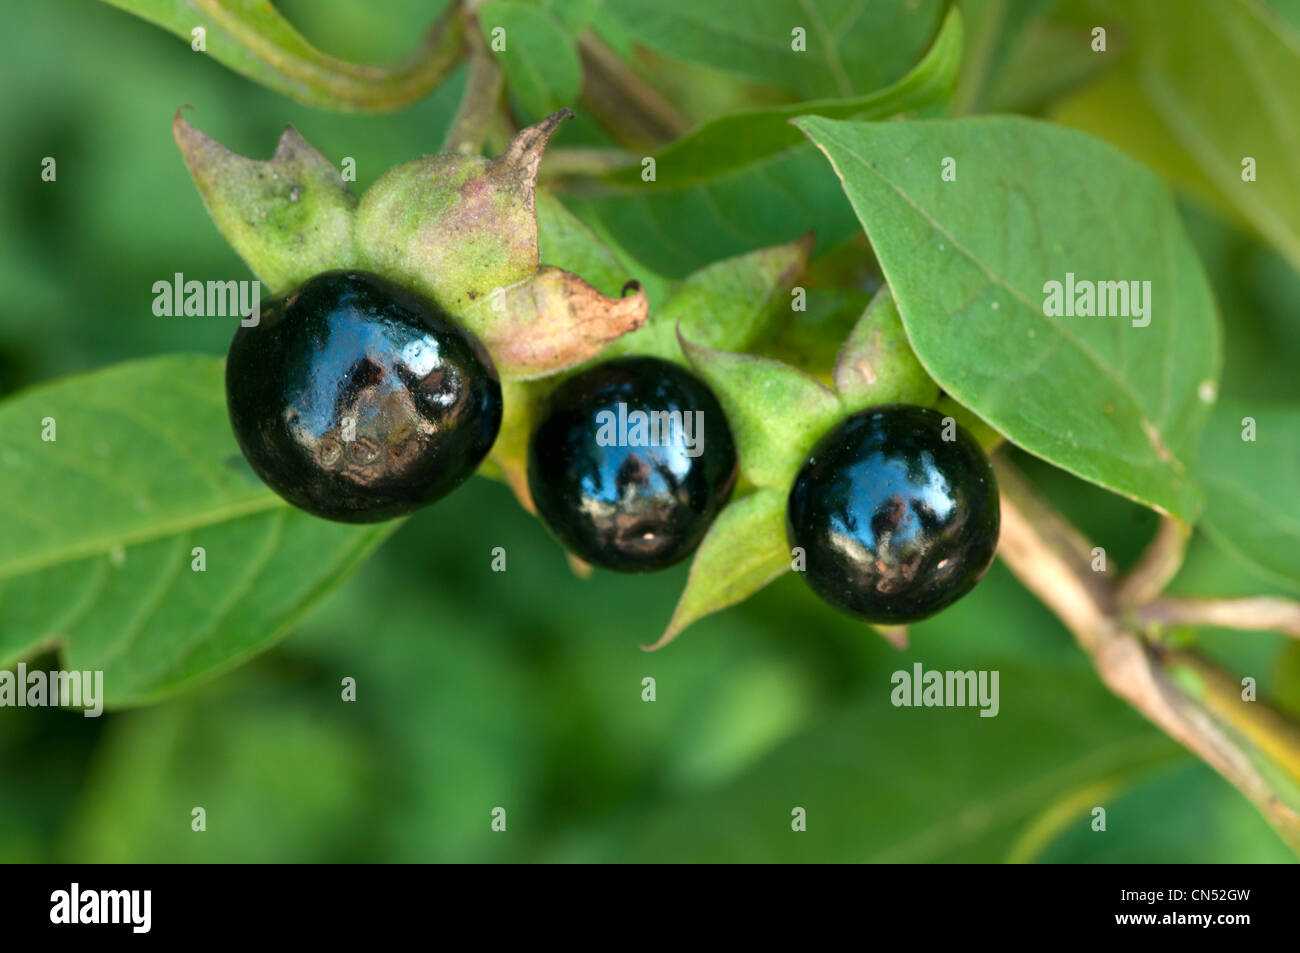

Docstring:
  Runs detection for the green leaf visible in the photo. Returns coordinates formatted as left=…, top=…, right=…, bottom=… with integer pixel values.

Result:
left=1196, top=400, right=1300, bottom=593
left=535, top=190, right=632, bottom=298
left=576, top=150, right=859, bottom=278
left=952, top=0, right=1052, bottom=114
left=97, top=0, right=463, bottom=112
left=680, top=337, right=841, bottom=489
left=173, top=110, right=358, bottom=293
left=796, top=115, right=1221, bottom=521
left=651, top=488, right=790, bottom=649
left=1035, top=759, right=1297, bottom=863
left=1051, top=71, right=1232, bottom=222
left=605, top=237, right=812, bottom=363
left=1076, top=0, right=1300, bottom=273
left=0, top=356, right=393, bottom=704
left=1276, top=642, right=1300, bottom=720
left=1263, top=0, right=1300, bottom=31
left=604, top=8, right=963, bottom=191
left=758, top=287, right=873, bottom=378
left=934, top=396, right=1005, bottom=454
left=479, top=2, right=582, bottom=122
left=542, top=0, right=598, bottom=34
left=597, top=0, right=947, bottom=99
left=67, top=693, right=378, bottom=861
left=953, top=0, right=1103, bottom=116
left=833, top=286, right=938, bottom=411
left=612, top=661, right=1180, bottom=861
left=577, top=8, right=962, bottom=277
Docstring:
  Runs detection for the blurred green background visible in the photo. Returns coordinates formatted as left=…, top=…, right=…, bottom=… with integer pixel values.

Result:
left=1, top=0, right=1298, bottom=862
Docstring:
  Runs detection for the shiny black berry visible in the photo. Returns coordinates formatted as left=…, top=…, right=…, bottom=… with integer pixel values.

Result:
left=226, top=270, right=502, bottom=523
left=527, top=356, right=738, bottom=572
left=786, top=405, right=999, bottom=624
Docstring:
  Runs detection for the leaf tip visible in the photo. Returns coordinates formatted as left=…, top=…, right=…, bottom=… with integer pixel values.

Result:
left=272, top=124, right=309, bottom=161
left=674, top=320, right=709, bottom=363
left=497, top=456, right=536, bottom=514
left=492, top=109, right=575, bottom=193
left=566, top=552, right=593, bottom=579
left=873, top=624, right=908, bottom=650
left=171, top=104, right=208, bottom=159
left=171, top=107, right=239, bottom=185
left=640, top=621, right=683, bottom=652
left=487, top=268, right=648, bottom=378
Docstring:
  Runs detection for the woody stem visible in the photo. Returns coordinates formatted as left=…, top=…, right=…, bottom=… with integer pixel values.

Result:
left=992, top=452, right=1300, bottom=853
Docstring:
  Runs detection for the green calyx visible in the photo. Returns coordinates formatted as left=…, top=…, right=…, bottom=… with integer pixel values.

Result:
left=681, top=284, right=940, bottom=495
left=172, top=107, right=358, bottom=291
left=174, top=102, right=965, bottom=650
left=657, top=285, right=956, bottom=649
left=174, top=108, right=648, bottom=381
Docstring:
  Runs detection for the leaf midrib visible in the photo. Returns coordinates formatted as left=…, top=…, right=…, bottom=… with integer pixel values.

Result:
left=0, top=494, right=283, bottom=581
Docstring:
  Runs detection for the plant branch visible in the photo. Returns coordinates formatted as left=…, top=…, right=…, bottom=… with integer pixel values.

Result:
left=993, top=452, right=1300, bottom=853
left=443, top=14, right=507, bottom=155
left=576, top=32, right=691, bottom=150
left=1117, top=516, right=1190, bottom=607
left=1168, top=651, right=1300, bottom=775
left=537, top=147, right=639, bottom=179
left=1139, top=596, right=1300, bottom=639
left=192, top=0, right=466, bottom=112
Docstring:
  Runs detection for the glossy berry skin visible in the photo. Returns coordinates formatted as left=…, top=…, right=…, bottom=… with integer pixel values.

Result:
left=527, top=357, right=738, bottom=572
left=226, top=270, right=502, bottom=523
left=786, top=405, right=999, bottom=624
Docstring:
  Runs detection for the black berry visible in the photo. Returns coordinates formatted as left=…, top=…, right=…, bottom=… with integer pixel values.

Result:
left=786, top=405, right=999, bottom=624
left=527, top=356, right=738, bottom=572
left=226, top=270, right=502, bottom=523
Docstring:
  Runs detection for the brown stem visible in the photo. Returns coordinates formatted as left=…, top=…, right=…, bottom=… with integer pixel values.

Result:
left=1139, top=596, right=1300, bottom=639
left=576, top=32, right=691, bottom=150
left=443, top=16, right=507, bottom=155
left=1118, top=516, right=1190, bottom=607
left=993, top=457, right=1117, bottom=643
left=538, top=147, right=639, bottom=179
left=993, top=452, right=1300, bottom=853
